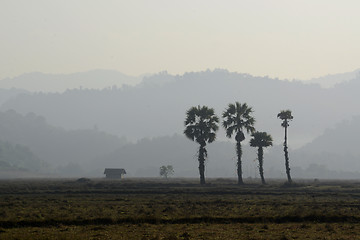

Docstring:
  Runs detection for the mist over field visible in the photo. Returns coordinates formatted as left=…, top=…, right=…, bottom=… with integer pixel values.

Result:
left=5, top=2, right=360, bottom=239
left=1, top=69, right=360, bottom=179
left=2, top=1, right=360, bottom=181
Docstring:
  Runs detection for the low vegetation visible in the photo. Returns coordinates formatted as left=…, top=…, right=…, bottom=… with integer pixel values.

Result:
left=1, top=178, right=360, bottom=239
left=159, top=165, right=174, bottom=179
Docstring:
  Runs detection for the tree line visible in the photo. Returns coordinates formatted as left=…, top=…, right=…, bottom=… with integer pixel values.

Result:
left=184, top=102, right=294, bottom=185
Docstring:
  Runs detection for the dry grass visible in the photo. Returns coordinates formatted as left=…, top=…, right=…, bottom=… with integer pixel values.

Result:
left=1, top=178, right=360, bottom=239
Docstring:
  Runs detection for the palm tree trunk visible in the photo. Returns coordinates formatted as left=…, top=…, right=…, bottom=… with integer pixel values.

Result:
left=236, top=141, right=243, bottom=184
left=258, top=147, right=265, bottom=184
left=198, top=144, right=206, bottom=185
left=284, top=126, right=292, bottom=183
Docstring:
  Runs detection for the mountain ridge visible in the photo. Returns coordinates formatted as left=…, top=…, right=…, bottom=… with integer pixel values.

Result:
left=2, top=67, right=360, bottom=92
left=0, top=69, right=142, bottom=93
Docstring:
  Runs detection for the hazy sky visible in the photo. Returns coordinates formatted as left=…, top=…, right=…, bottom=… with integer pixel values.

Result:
left=1, top=0, right=360, bottom=81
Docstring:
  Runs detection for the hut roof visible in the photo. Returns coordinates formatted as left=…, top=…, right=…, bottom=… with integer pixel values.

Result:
left=104, top=168, right=126, bottom=174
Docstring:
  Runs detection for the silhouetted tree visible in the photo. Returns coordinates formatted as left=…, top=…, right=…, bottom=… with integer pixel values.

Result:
left=184, top=105, right=219, bottom=185
left=277, top=110, right=294, bottom=183
left=222, top=102, right=255, bottom=184
left=250, top=131, right=273, bottom=184
left=159, top=165, right=174, bottom=179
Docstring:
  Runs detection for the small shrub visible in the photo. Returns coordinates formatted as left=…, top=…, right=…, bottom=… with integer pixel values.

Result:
left=76, top=178, right=91, bottom=183
left=160, top=165, right=174, bottom=179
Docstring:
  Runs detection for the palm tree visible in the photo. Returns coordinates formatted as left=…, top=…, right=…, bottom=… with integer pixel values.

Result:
left=250, top=131, right=273, bottom=184
left=222, top=102, right=255, bottom=184
left=277, top=110, right=294, bottom=183
left=184, top=105, right=219, bottom=185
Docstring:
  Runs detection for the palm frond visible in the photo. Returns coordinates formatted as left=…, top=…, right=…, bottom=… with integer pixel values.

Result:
left=226, top=125, right=237, bottom=138
left=277, top=110, right=293, bottom=128
left=184, top=105, right=219, bottom=145
left=222, top=102, right=256, bottom=141
left=250, top=131, right=273, bottom=148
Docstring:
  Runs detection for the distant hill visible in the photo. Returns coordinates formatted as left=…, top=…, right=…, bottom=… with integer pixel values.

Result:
left=2, top=69, right=360, bottom=179
left=307, top=68, right=360, bottom=88
left=0, top=109, right=359, bottom=179
left=2, top=69, right=359, bottom=148
left=290, top=116, right=360, bottom=172
left=0, top=110, right=127, bottom=176
left=0, top=88, right=28, bottom=105
left=0, top=140, right=45, bottom=172
left=0, top=70, right=142, bottom=92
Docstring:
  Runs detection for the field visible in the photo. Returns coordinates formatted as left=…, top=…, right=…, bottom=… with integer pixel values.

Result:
left=1, top=178, right=360, bottom=239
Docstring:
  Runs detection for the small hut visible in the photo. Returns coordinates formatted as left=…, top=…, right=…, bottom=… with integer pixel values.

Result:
left=104, top=168, right=126, bottom=179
